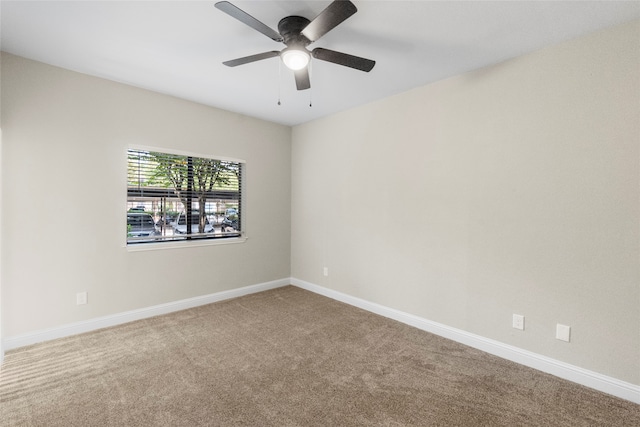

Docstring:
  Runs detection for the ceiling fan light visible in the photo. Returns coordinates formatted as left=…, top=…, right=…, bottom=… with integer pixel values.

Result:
left=281, top=48, right=310, bottom=70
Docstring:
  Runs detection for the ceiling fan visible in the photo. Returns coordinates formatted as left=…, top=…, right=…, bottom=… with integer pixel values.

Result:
left=215, top=0, right=375, bottom=91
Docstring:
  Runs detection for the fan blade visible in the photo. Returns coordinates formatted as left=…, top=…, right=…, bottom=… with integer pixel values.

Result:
left=215, top=1, right=283, bottom=42
left=312, top=48, right=375, bottom=72
left=301, top=0, right=357, bottom=42
left=223, top=51, right=280, bottom=67
left=294, top=68, right=311, bottom=91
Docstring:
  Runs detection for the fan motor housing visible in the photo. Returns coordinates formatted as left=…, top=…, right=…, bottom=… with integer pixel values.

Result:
left=278, top=16, right=311, bottom=47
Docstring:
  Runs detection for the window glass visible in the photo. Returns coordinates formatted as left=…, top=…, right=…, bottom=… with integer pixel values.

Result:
left=127, top=149, right=242, bottom=245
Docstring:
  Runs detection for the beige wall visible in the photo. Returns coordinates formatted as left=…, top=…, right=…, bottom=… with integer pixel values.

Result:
left=1, top=53, right=291, bottom=337
left=2, top=20, right=638, bottom=387
left=0, top=54, right=3, bottom=362
left=291, top=20, right=640, bottom=384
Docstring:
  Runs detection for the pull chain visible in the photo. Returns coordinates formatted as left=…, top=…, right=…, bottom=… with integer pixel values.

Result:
left=308, top=61, right=313, bottom=107
left=277, top=60, right=282, bottom=106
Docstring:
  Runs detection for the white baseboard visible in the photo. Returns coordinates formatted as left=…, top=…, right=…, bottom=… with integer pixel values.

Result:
left=290, top=277, right=640, bottom=404
left=3, top=278, right=290, bottom=352
left=4, top=277, right=638, bottom=404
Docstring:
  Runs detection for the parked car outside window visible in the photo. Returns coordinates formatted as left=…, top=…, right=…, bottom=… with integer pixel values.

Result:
left=127, top=213, right=159, bottom=241
left=173, top=211, right=214, bottom=234
left=221, top=208, right=239, bottom=232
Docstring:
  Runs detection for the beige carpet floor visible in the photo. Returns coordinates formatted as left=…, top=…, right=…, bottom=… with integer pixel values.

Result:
left=0, top=286, right=638, bottom=426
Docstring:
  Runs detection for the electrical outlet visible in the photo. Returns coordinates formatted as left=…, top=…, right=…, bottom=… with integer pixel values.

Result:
left=556, top=324, right=571, bottom=342
left=323, top=267, right=329, bottom=277
left=76, top=292, right=88, bottom=305
left=512, top=314, right=525, bottom=330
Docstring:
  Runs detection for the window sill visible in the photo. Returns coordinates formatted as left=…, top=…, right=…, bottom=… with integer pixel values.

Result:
left=126, top=235, right=248, bottom=252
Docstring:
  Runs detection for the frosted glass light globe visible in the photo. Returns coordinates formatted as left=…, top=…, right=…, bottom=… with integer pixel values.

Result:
left=281, top=49, right=310, bottom=70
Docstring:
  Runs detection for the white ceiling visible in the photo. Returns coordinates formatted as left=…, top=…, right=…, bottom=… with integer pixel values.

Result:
left=2, top=1, right=639, bottom=126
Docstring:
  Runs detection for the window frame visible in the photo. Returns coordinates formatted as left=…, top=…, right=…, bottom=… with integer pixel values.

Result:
left=125, top=145, right=247, bottom=251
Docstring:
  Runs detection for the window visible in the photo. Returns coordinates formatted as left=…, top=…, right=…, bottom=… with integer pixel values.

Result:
left=127, top=148, right=243, bottom=245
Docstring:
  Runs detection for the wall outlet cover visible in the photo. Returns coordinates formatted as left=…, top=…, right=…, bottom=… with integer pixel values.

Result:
left=556, top=324, right=571, bottom=342
left=76, top=292, right=88, bottom=305
left=512, top=314, right=525, bottom=330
